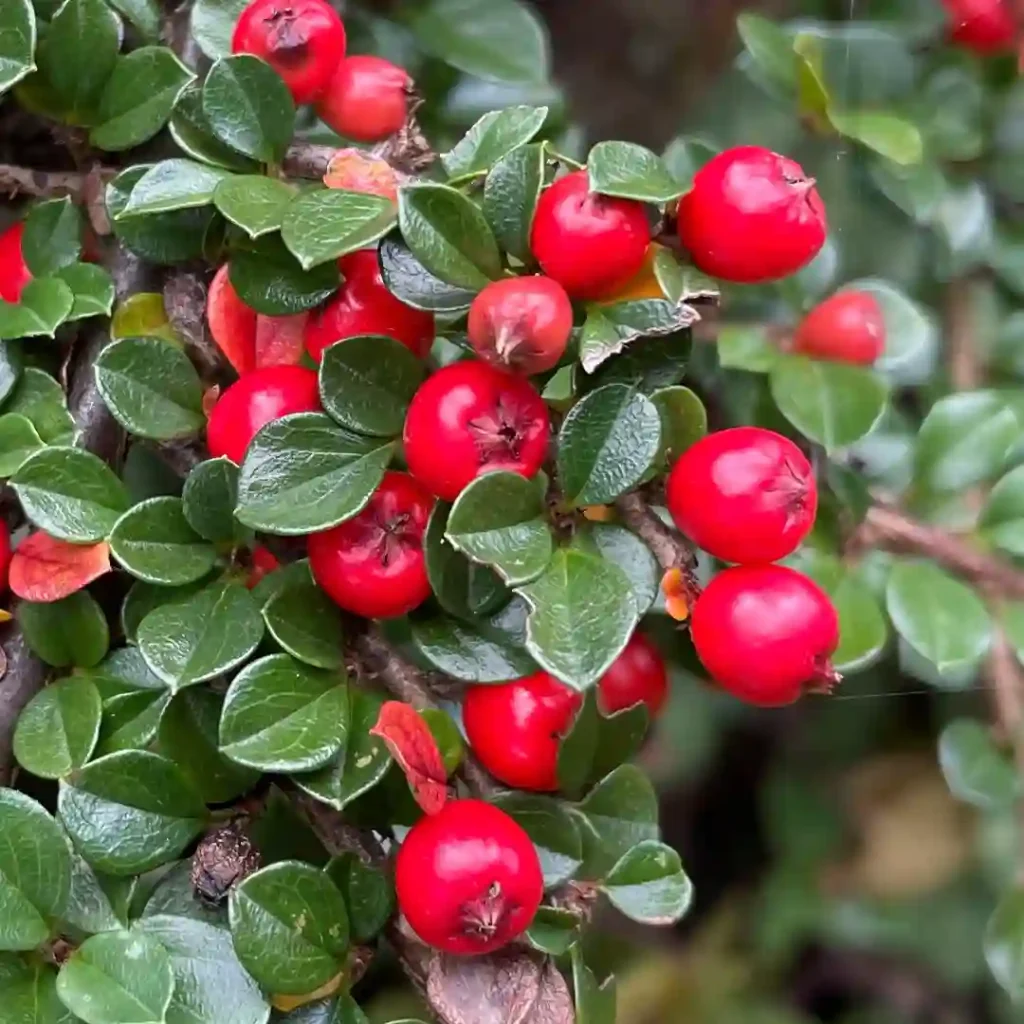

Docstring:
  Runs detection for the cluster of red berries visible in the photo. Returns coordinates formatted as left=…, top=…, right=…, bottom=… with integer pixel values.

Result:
left=232, top=0, right=412, bottom=141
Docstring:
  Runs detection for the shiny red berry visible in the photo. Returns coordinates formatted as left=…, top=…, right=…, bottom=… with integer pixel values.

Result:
left=691, top=564, right=840, bottom=706
left=308, top=471, right=433, bottom=619
left=943, top=0, right=1015, bottom=52
left=666, top=427, right=816, bottom=565
left=231, top=0, right=346, bottom=105
left=403, top=361, right=550, bottom=501
left=206, top=365, right=321, bottom=465
left=395, top=798, right=543, bottom=955
left=464, top=672, right=582, bottom=792
left=792, top=290, right=885, bottom=366
left=0, top=223, right=32, bottom=304
left=245, top=545, right=280, bottom=590
left=597, top=632, right=669, bottom=716
left=467, top=276, right=573, bottom=376
left=0, top=521, right=10, bottom=593
left=304, top=249, right=434, bottom=361
left=316, top=55, right=410, bottom=142
left=529, top=170, right=650, bottom=300
left=207, top=264, right=258, bottom=375
left=678, top=146, right=826, bottom=284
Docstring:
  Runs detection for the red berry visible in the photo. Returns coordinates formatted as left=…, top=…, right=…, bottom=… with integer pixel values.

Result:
left=0, top=223, right=32, bottom=304
left=316, top=55, right=410, bottom=142
left=597, top=632, right=669, bottom=716
left=307, top=471, right=433, bottom=619
left=678, top=146, right=826, bottom=284
left=529, top=170, right=650, bottom=300
left=231, top=0, right=346, bottom=105
left=208, top=264, right=258, bottom=375
left=304, top=249, right=434, bottom=361
left=395, top=798, right=543, bottom=955
left=463, top=672, right=582, bottom=792
left=245, top=545, right=280, bottom=590
left=666, top=427, right=816, bottom=565
left=403, top=361, right=550, bottom=501
left=792, top=290, right=885, bottom=366
left=206, top=365, right=321, bottom=465
left=691, top=564, right=840, bottom=706
left=943, top=0, right=1015, bottom=52
left=0, top=521, right=10, bottom=593
left=467, top=276, right=573, bottom=375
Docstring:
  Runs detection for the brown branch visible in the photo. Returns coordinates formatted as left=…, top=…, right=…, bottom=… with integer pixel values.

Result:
left=0, top=627, right=50, bottom=786
left=615, top=492, right=697, bottom=575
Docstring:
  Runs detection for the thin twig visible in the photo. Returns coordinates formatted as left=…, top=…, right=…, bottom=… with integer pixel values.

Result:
left=615, top=492, right=697, bottom=574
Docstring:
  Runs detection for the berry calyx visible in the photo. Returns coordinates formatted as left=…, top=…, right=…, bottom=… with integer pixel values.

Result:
left=666, top=426, right=816, bottom=565
left=467, top=276, right=573, bottom=375
left=395, top=798, right=544, bottom=955
left=0, top=223, right=32, bottom=304
left=316, top=55, right=411, bottom=142
left=678, top=146, right=826, bottom=284
left=0, top=522, right=10, bottom=593
left=403, top=361, right=550, bottom=501
left=463, top=672, right=582, bottom=792
left=529, top=170, right=650, bottom=300
left=307, top=471, right=433, bottom=619
left=598, top=632, right=669, bottom=716
left=943, top=0, right=1015, bottom=53
left=304, top=249, right=434, bottom=361
left=691, top=564, right=840, bottom=707
left=231, top=0, right=346, bottom=105
left=792, top=290, right=885, bottom=366
left=206, top=365, right=321, bottom=465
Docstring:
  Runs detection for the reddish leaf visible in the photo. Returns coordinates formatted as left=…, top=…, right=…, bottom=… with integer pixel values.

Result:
left=9, top=533, right=111, bottom=602
left=324, top=148, right=400, bottom=202
left=255, top=311, right=308, bottom=368
left=207, top=263, right=257, bottom=374
left=370, top=701, right=448, bottom=815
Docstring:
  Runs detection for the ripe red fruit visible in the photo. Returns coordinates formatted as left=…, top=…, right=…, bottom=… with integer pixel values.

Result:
left=467, top=276, right=573, bottom=375
left=529, top=170, right=650, bottom=300
left=0, top=522, right=10, bottom=593
left=231, top=0, right=346, bottom=105
left=403, top=361, right=550, bottom=501
left=206, top=365, right=321, bottom=464
left=395, top=798, right=543, bottom=955
left=678, top=146, right=826, bottom=284
left=316, top=55, right=410, bottom=142
left=597, top=632, right=669, bottom=716
left=245, top=545, right=280, bottom=590
left=0, top=223, right=32, bottom=304
left=464, top=672, right=582, bottom=792
left=307, top=471, right=433, bottom=619
left=666, top=427, right=816, bottom=565
left=207, top=264, right=258, bottom=374
left=691, top=564, right=840, bottom=706
left=304, top=249, right=434, bottom=361
left=792, top=290, right=885, bottom=366
left=942, top=0, right=1015, bottom=53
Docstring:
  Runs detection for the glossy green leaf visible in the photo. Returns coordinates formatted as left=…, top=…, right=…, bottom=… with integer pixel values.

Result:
left=578, top=300, right=698, bottom=375
left=828, top=574, right=888, bottom=673
left=0, top=957, right=72, bottom=1024
left=189, top=0, right=247, bottom=60
left=0, top=412, right=44, bottom=476
left=571, top=523, right=659, bottom=616
left=118, top=159, right=230, bottom=218
left=590, top=702, right=649, bottom=783
left=492, top=793, right=582, bottom=889
left=572, top=947, right=616, bottom=1024
left=214, top=175, right=295, bottom=238
left=830, top=109, right=923, bottom=166
left=442, top=105, right=548, bottom=180
left=0, top=0, right=36, bottom=96
left=482, top=142, right=544, bottom=263
left=0, top=278, right=75, bottom=340
left=22, top=197, right=83, bottom=276
left=95, top=688, right=170, bottom=757
left=987, top=889, right=1024, bottom=1000
left=325, top=854, right=394, bottom=943
left=557, top=692, right=599, bottom=799
left=588, top=141, right=684, bottom=203
left=650, top=386, right=707, bottom=468
left=410, top=608, right=537, bottom=682
left=57, top=262, right=116, bottom=320
left=0, top=338, right=22, bottom=405
left=282, top=190, right=397, bottom=270
left=574, top=764, right=658, bottom=879
left=939, top=718, right=1019, bottom=810
left=526, top=907, right=580, bottom=956
left=263, top=574, right=344, bottom=670
left=601, top=840, right=692, bottom=925
left=109, top=497, right=216, bottom=585
left=121, top=580, right=207, bottom=647
left=170, top=80, right=259, bottom=173
left=378, top=235, right=476, bottom=314
left=182, top=457, right=244, bottom=544
left=18, top=591, right=109, bottom=669
left=4, top=367, right=74, bottom=443
left=106, top=0, right=160, bottom=39
left=229, top=237, right=339, bottom=316
left=62, top=841, right=133, bottom=935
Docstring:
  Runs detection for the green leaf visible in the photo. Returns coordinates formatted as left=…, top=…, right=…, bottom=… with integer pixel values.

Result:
left=662, top=136, right=718, bottom=191
left=59, top=751, right=206, bottom=875
left=588, top=141, right=684, bottom=203
left=57, top=262, right=116, bottom=320
left=121, top=581, right=207, bottom=648
left=378, top=235, right=476, bottom=314
left=189, top=0, right=247, bottom=60
left=181, top=457, right=244, bottom=544
left=138, top=860, right=224, bottom=929
left=492, top=793, right=582, bottom=888
left=571, top=523, right=659, bottom=616
left=886, top=560, right=992, bottom=674
left=558, top=384, right=661, bottom=506
left=0, top=957, right=73, bottom=1023
left=650, top=386, right=707, bottom=468
left=106, top=0, right=160, bottom=39
left=229, top=861, right=349, bottom=995
left=408, top=0, right=549, bottom=84
left=203, top=54, right=295, bottom=164
left=601, top=840, right=692, bottom=925
left=138, top=579, right=264, bottom=691
left=850, top=277, right=938, bottom=377
left=482, top=142, right=544, bottom=264
left=0, top=412, right=44, bottom=476
left=4, top=367, right=74, bottom=443
left=526, top=907, right=580, bottom=956
left=442, top=105, right=548, bottom=180
left=557, top=692, right=599, bottom=799
left=170, top=80, right=259, bottom=174
left=590, top=702, right=649, bottom=782
left=220, top=653, right=347, bottom=773
left=716, top=325, right=780, bottom=374
left=829, top=109, right=923, bottom=166
left=18, top=591, right=109, bottom=669
left=769, top=356, right=888, bottom=452
left=63, top=841, right=133, bottom=935
left=828, top=574, right=888, bottom=674
left=210, top=175, right=293, bottom=239
left=410, top=609, right=538, bottom=682
left=318, top=335, right=425, bottom=438
left=229, top=237, right=339, bottom=316
left=57, top=929, right=174, bottom=1024
left=446, top=471, right=552, bottom=586
left=325, top=854, right=393, bottom=943
left=939, top=718, right=1019, bottom=810
left=578, top=300, right=698, bottom=375
left=22, top=197, right=82, bottom=276
left=516, top=548, right=638, bottom=691
left=263, top=575, right=345, bottom=669
left=282, top=190, right=397, bottom=271
left=574, top=764, right=658, bottom=879
left=736, top=12, right=796, bottom=91
left=117, top=159, right=230, bottom=218
left=0, top=277, right=75, bottom=340
left=235, top=413, right=394, bottom=534
left=90, top=47, right=194, bottom=151
left=13, top=446, right=130, bottom=542
left=981, top=466, right=1024, bottom=556
left=96, top=689, right=171, bottom=757
left=0, top=790, right=71, bottom=950
left=914, top=391, right=1019, bottom=494
left=987, top=889, right=1024, bottom=1000
left=109, top=497, right=217, bottom=585
left=398, top=183, right=501, bottom=290
left=0, top=338, right=22, bottom=405
left=0, top=0, right=36, bottom=96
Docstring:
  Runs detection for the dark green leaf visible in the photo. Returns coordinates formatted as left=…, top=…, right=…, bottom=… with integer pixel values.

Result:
left=828, top=573, right=888, bottom=673
left=189, top=0, right=247, bottom=60
left=716, top=325, right=780, bottom=374
left=0, top=412, right=44, bottom=476
left=590, top=702, right=649, bottom=782
left=588, top=141, right=684, bottom=203
left=182, top=457, right=244, bottom=544
left=22, top=197, right=82, bottom=276
left=571, top=523, right=658, bottom=616
left=442, top=105, right=548, bottom=180
left=0, top=0, right=36, bottom=96
left=650, top=386, right=707, bottom=468
left=109, top=497, right=216, bottom=585
left=117, top=159, right=230, bottom=218
left=18, top=591, right=109, bottom=669
left=0, top=338, right=22, bottom=405
left=736, top=12, right=796, bottom=91
left=263, top=575, right=345, bottom=669
left=57, top=262, right=116, bottom=320
left=526, top=907, right=579, bottom=955
left=0, top=957, right=73, bottom=1023
left=939, top=718, right=1019, bottom=810
left=229, top=237, right=339, bottom=316
left=139, top=861, right=225, bottom=929
left=170, top=80, right=259, bottom=173
left=579, top=300, right=698, bottom=375
left=583, top=330, right=690, bottom=395
left=574, top=764, right=658, bottom=879
left=107, top=0, right=160, bottom=39
left=572, top=948, right=616, bottom=1024
left=96, top=689, right=171, bottom=756
left=214, top=175, right=294, bottom=238
left=62, top=842, right=132, bottom=935
left=325, top=854, right=393, bottom=943
left=121, top=580, right=208, bottom=647
left=986, top=889, right=1024, bottom=1000
left=410, top=608, right=537, bottom=682
left=557, top=692, right=599, bottom=799
left=0, top=277, right=75, bottom=340
left=272, top=996, right=371, bottom=1023
left=492, top=792, right=582, bottom=888
left=661, top=136, right=718, bottom=191
left=601, top=840, right=692, bottom=925
left=282, top=190, right=397, bottom=271
left=829, top=109, right=923, bottom=166
left=378, top=235, right=475, bottom=313
left=4, top=367, right=74, bottom=442
left=482, top=142, right=544, bottom=263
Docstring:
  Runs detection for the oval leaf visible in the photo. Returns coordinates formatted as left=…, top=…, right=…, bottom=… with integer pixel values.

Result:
left=110, top=497, right=216, bottom=585
left=9, top=533, right=111, bottom=602
left=369, top=701, right=447, bottom=815
left=13, top=677, right=102, bottom=779
left=601, top=840, right=693, bottom=925
left=282, top=190, right=397, bottom=271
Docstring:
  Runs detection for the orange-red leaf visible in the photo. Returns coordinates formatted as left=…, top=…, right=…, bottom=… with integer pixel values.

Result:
left=255, top=311, right=308, bottom=368
left=370, top=701, right=448, bottom=815
left=323, top=148, right=400, bottom=202
left=9, top=533, right=111, bottom=602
